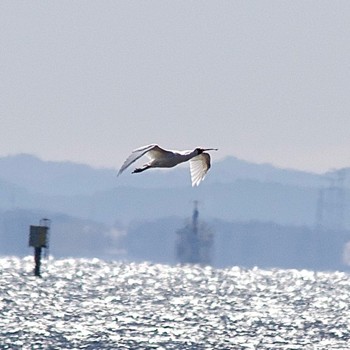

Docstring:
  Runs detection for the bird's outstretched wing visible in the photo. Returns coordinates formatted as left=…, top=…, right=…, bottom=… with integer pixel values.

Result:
left=189, top=153, right=211, bottom=186
left=118, top=144, right=170, bottom=175
left=143, top=145, right=173, bottom=161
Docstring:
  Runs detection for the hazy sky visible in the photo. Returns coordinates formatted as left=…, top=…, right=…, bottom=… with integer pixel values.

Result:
left=1, top=1, right=350, bottom=173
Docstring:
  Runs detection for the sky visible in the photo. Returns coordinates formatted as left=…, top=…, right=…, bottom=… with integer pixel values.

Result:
left=1, top=1, right=350, bottom=173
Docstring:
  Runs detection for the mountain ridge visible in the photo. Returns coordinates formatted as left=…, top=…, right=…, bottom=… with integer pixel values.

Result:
left=0, top=153, right=348, bottom=228
left=0, top=153, right=331, bottom=195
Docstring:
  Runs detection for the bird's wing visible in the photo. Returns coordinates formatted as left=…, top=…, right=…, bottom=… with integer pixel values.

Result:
left=118, top=144, right=171, bottom=175
left=144, top=145, right=173, bottom=160
left=118, top=144, right=156, bottom=175
left=189, top=153, right=211, bottom=186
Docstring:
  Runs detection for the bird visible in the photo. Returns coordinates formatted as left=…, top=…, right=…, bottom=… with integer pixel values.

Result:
left=118, top=144, right=218, bottom=186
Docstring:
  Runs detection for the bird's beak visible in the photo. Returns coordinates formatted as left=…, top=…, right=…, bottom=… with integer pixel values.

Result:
left=203, top=148, right=218, bottom=151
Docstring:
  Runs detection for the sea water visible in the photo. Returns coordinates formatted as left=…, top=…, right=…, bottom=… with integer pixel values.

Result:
left=1, top=257, right=350, bottom=349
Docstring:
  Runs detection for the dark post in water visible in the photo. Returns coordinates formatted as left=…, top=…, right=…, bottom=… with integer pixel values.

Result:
left=28, top=219, right=51, bottom=277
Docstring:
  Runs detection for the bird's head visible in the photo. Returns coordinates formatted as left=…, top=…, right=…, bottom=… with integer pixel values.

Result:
left=195, top=147, right=218, bottom=155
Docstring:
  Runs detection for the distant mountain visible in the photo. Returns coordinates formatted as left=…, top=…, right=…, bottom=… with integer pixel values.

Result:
left=0, top=153, right=334, bottom=194
left=1, top=154, right=350, bottom=269
left=0, top=154, right=117, bottom=196
left=0, top=153, right=348, bottom=227
left=212, top=156, right=325, bottom=188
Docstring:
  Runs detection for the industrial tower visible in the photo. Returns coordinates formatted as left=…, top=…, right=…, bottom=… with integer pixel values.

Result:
left=175, top=201, right=214, bottom=265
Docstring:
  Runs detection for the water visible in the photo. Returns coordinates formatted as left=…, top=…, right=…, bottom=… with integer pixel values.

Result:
left=1, top=257, right=350, bottom=349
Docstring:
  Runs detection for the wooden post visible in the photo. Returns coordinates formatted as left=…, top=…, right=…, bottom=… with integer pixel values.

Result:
left=34, top=247, right=42, bottom=277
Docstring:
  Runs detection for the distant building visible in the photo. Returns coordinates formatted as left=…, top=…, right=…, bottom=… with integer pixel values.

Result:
left=175, top=201, right=214, bottom=265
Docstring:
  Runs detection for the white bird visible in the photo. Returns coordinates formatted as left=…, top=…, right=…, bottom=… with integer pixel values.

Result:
left=118, top=144, right=218, bottom=186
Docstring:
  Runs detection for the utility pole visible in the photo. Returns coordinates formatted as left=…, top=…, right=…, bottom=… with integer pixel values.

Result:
left=316, top=169, right=347, bottom=231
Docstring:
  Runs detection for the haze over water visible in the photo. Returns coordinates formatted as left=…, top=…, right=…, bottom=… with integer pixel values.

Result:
left=1, top=257, right=350, bottom=349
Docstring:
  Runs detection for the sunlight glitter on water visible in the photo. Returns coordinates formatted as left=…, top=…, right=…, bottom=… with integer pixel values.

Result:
left=1, top=256, right=350, bottom=349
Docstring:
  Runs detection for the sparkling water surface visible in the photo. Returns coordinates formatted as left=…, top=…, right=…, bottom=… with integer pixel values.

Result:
left=1, top=257, right=350, bottom=349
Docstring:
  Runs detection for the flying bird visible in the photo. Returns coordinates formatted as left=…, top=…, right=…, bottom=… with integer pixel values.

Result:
left=118, top=144, right=218, bottom=186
